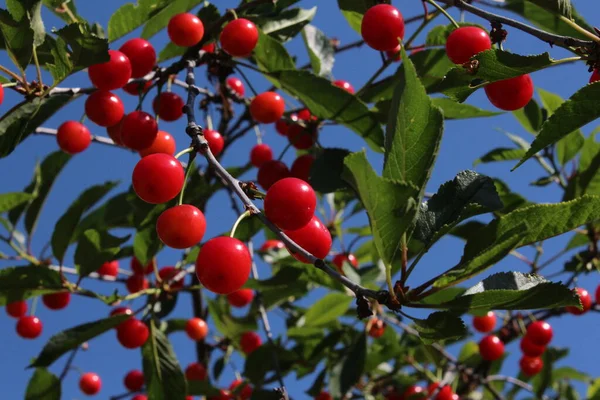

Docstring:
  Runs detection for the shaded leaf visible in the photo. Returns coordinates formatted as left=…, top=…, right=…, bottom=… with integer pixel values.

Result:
left=302, top=24, right=334, bottom=76
left=55, top=23, right=109, bottom=70
left=474, top=147, right=527, bottom=166
left=309, top=148, right=350, bottom=193
left=0, top=192, right=33, bottom=213
left=431, top=97, right=501, bottom=119
left=207, top=297, right=257, bottom=338
left=25, top=368, right=60, bottom=400
left=243, top=342, right=296, bottom=384
left=413, top=311, right=467, bottom=344
left=329, top=331, right=366, bottom=397
left=253, top=29, right=295, bottom=73
left=512, top=99, right=542, bottom=134
left=302, top=292, right=352, bottom=327
left=74, top=229, right=130, bottom=277
left=0, top=8, right=34, bottom=70
left=0, top=265, right=63, bottom=306
left=187, top=381, right=220, bottom=396
left=256, top=7, right=316, bottom=42
left=337, top=0, right=377, bottom=33
left=134, top=217, right=164, bottom=266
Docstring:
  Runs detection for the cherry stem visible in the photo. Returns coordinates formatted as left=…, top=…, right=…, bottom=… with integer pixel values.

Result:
left=426, top=0, right=459, bottom=28
left=230, top=210, right=251, bottom=238
left=174, top=146, right=194, bottom=160
left=178, top=152, right=197, bottom=206
left=29, top=296, right=38, bottom=316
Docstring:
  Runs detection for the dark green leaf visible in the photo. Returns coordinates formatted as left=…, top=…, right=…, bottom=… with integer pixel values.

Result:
left=329, top=332, right=366, bottom=398
left=336, top=0, right=377, bottom=33
left=187, top=381, right=220, bottom=396
left=160, top=318, right=186, bottom=335
left=74, top=229, right=130, bottom=277
left=0, top=9, right=34, bottom=70
left=309, top=148, right=350, bottom=193
left=133, top=222, right=163, bottom=267
left=140, top=0, right=205, bottom=40
left=302, top=24, right=334, bottom=76
left=256, top=7, right=316, bottom=42
left=552, top=366, right=591, bottom=383
left=474, top=147, right=527, bottom=166
left=6, top=0, right=45, bottom=46
left=494, top=179, right=531, bottom=215
left=532, top=347, right=569, bottom=397
left=55, top=23, right=109, bottom=70
left=157, top=41, right=184, bottom=63
left=0, top=192, right=33, bottom=213
left=431, top=97, right=501, bottom=119
left=40, top=35, right=73, bottom=84
left=207, top=297, right=257, bottom=338
left=512, top=99, right=543, bottom=134
left=243, top=342, right=296, bottom=384
left=0, top=265, right=63, bottom=306
left=25, top=368, right=60, bottom=400
left=413, top=311, right=467, bottom=344
left=107, top=0, right=170, bottom=42
left=227, top=214, right=263, bottom=242
left=253, top=29, right=295, bottom=73
left=302, top=292, right=352, bottom=327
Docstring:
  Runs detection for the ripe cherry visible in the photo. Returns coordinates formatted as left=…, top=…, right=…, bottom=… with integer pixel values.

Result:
left=240, top=331, right=262, bottom=354
left=158, top=266, right=185, bottom=290
left=226, top=77, right=245, bottom=97
left=209, top=390, right=231, bottom=400
left=250, top=92, right=285, bottom=124
left=590, top=69, right=600, bottom=84
left=132, top=154, right=185, bottom=204
left=119, top=38, right=156, bottom=78
left=88, top=50, right=132, bottom=90
left=433, top=385, right=458, bottom=400
left=185, top=362, right=207, bottom=380
left=287, top=124, right=317, bottom=150
left=479, top=335, right=504, bottom=361
left=257, top=160, right=290, bottom=190
left=97, top=260, right=119, bottom=277
left=16, top=316, right=42, bottom=339
left=123, top=80, right=152, bottom=96
left=332, top=253, right=358, bottom=273
left=445, top=26, right=491, bottom=64
left=227, top=289, right=254, bottom=308
left=42, top=292, right=71, bottom=310
left=139, top=130, right=176, bottom=157
left=284, top=216, right=332, bottom=263
left=315, top=392, right=332, bottom=400
left=0, top=84, right=4, bottom=106
left=85, top=91, right=124, bottom=127
left=520, top=335, right=545, bottom=357
left=6, top=300, right=27, bottom=318
left=79, top=372, right=102, bottom=395
left=153, top=92, right=184, bottom=122
left=473, top=311, right=496, bottom=333
left=106, top=118, right=124, bottom=145
left=297, top=108, right=316, bottom=121
left=403, top=385, right=424, bottom=399
left=131, top=257, right=155, bottom=275
left=117, top=318, right=149, bottom=348
left=196, top=236, right=251, bottom=294
left=368, top=318, right=386, bottom=338
left=596, top=284, right=600, bottom=304
left=132, top=396, right=148, bottom=400
left=156, top=205, right=206, bottom=249
left=229, top=379, right=252, bottom=400
left=260, top=239, right=285, bottom=252
left=110, top=306, right=133, bottom=317
left=250, top=143, right=273, bottom=168
left=275, top=114, right=298, bottom=136
left=520, top=356, right=544, bottom=377
left=126, top=274, right=149, bottom=293
left=264, top=177, right=316, bottom=230
left=386, top=44, right=402, bottom=62
left=56, top=121, right=91, bottom=154
left=290, top=154, right=315, bottom=183
left=566, top=287, right=592, bottom=315
left=124, top=369, right=144, bottom=391
left=220, top=19, right=259, bottom=57
left=333, top=80, right=355, bottom=94
left=484, top=74, right=534, bottom=111
left=168, top=13, right=204, bottom=47
left=121, top=111, right=159, bottom=150
left=202, top=43, right=216, bottom=54
left=361, top=4, right=405, bottom=51
left=526, top=321, right=553, bottom=346
left=204, top=129, right=225, bottom=156
left=185, top=318, right=208, bottom=341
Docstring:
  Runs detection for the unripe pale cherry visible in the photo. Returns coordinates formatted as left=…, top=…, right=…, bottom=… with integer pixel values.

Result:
left=16, top=316, right=42, bottom=339
left=196, top=236, right=251, bottom=294
left=479, top=335, right=504, bottom=361
left=484, top=74, right=534, bottom=111
left=520, top=335, right=546, bottom=357
left=131, top=257, right=155, bottom=275
left=257, top=160, right=290, bottom=190
left=361, top=4, right=405, bottom=51
left=117, top=318, right=149, bottom=348
left=156, top=205, right=206, bottom=249
left=520, top=355, right=543, bottom=376
left=88, top=50, right=132, bottom=90
left=121, top=111, right=159, bottom=150
left=158, top=266, right=185, bottom=290
left=264, top=177, right=316, bottom=230
left=250, top=92, right=285, bottom=124
left=333, top=80, right=355, bottom=94
left=6, top=300, right=27, bottom=318
left=526, top=321, right=553, bottom=346
left=126, top=274, right=149, bottom=293
left=97, top=260, right=119, bottom=277
left=139, top=130, right=176, bottom=157
left=204, top=129, right=225, bottom=156
left=168, top=13, right=204, bottom=47
left=220, top=19, right=259, bottom=57
left=119, top=38, right=156, bottom=78
left=79, top=372, right=102, bottom=395
left=226, top=77, right=245, bottom=97
left=445, top=26, right=492, bottom=64
left=85, top=91, right=124, bottom=127
left=132, top=154, right=185, bottom=204
left=227, top=289, right=254, bottom=308
left=332, top=253, right=358, bottom=273
left=473, top=311, right=496, bottom=333
left=56, top=121, right=91, bottom=154
left=240, top=331, right=262, bottom=354
left=185, top=318, right=208, bottom=341
left=124, top=369, right=144, bottom=391
left=283, top=216, right=332, bottom=263
left=42, top=292, right=70, bottom=310
left=566, top=287, right=592, bottom=315
left=250, top=143, right=273, bottom=168
left=290, top=154, right=315, bottom=183
left=153, top=92, right=184, bottom=122
left=185, top=362, right=207, bottom=380
left=229, top=379, right=253, bottom=400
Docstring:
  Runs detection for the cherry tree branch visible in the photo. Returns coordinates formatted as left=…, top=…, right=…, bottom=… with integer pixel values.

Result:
left=34, top=127, right=132, bottom=150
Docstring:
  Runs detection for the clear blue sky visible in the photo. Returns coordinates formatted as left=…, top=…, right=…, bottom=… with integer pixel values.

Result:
left=0, top=0, right=598, bottom=398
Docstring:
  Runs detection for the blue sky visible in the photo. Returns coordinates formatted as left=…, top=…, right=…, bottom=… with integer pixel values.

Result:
left=0, top=0, right=598, bottom=398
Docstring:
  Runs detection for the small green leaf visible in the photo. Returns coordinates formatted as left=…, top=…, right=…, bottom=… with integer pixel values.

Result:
left=0, top=8, right=34, bottom=70
left=0, top=266, right=63, bottom=306
left=25, top=368, right=60, bottom=400
left=243, top=342, right=296, bottom=384
left=431, top=97, right=501, bottom=119
left=336, top=0, right=377, bottom=33
left=187, top=381, right=221, bottom=396
left=493, top=179, right=531, bottom=215
left=474, top=147, right=527, bottom=166
left=309, top=148, right=350, bottom=193
left=41, top=35, right=73, bottom=84
left=55, top=23, right=109, bottom=70
left=329, top=331, right=366, bottom=398
left=412, top=311, right=467, bottom=344
left=302, top=292, right=352, bottom=327
left=6, top=0, right=45, bottom=46
left=108, top=0, right=170, bottom=42
left=74, top=229, right=130, bottom=277
left=256, top=7, right=317, bottom=42
left=532, top=347, right=569, bottom=397
left=133, top=221, right=163, bottom=266
left=207, top=297, right=257, bottom=338
left=0, top=192, right=33, bottom=213
left=302, top=24, right=334, bottom=76
left=157, top=41, right=184, bottom=63
left=552, top=366, right=591, bottom=383
left=253, top=29, right=296, bottom=73
left=512, top=99, right=543, bottom=134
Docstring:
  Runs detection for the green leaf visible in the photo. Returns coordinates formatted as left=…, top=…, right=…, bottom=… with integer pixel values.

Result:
left=552, top=366, right=591, bottom=383
left=431, top=97, right=501, bottom=119
left=532, top=347, right=569, bottom=397
left=512, top=99, right=543, bottom=134
left=0, top=266, right=63, bottom=306
left=412, top=311, right=467, bottom=344
left=25, top=368, right=60, bottom=400
left=42, top=0, right=82, bottom=23
left=0, top=192, right=33, bottom=213
left=207, top=297, right=257, bottom=338
left=302, top=24, right=334, bottom=76
left=493, top=179, right=531, bottom=215
left=31, top=314, right=130, bottom=367
left=309, top=148, right=350, bottom=193
left=55, top=23, right=109, bottom=70
left=425, top=22, right=484, bottom=46
left=336, top=0, right=377, bottom=33
left=342, top=151, right=419, bottom=268
left=157, top=41, right=184, bottom=63
left=256, top=7, right=317, bottom=42
left=329, top=331, right=366, bottom=398
left=74, top=229, right=130, bottom=277
left=0, top=9, right=34, bottom=70
left=302, top=292, right=352, bottom=327
left=40, top=35, right=73, bottom=84
left=474, top=147, right=527, bottom=166
left=6, top=0, right=45, bottom=46
left=589, top=378, right=600, bottom=400
left=107, top=0, right=170, bottom=42
left=253, top=29, right=296, bottom=72
left=187, top=381, right=220, bottom=396
left=140, top=0, right=205, bottom=40
left=384, top=46, right=444, bottom=195
left=133, top=221, right=163, bottom=266
left=243, top=342, right=296, bottom=384
left=226, top=214, right=263, bottom=242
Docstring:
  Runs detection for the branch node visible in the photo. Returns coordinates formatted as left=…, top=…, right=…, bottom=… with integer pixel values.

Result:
left=356, top=295, right=373, bottom=319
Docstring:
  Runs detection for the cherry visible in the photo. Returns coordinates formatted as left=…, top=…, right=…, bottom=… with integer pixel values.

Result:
left=472, top=311, right=496, bottom=333
left=126, top=274, right=149, bottom=293
left=6, top=300, right=27, bottom=318
left=123, top=80, right=152, bottom=96
left=220, top=19, right=259, bottom=57
left=566, top=287, right=592, bottom=315
left=240, top=331, right=262, bottom=354
left=229, top=379, right=252, bottom=400
left=590, top=69, right=600, bottom=84
left=79, top=372, right=102, bottom=395
left=520, top=356, right=544, bottom=377
left=290, top=154, right=315, bottom=183
left=403, top=385, right=424, bottom=399
left=168, top=13, right=204, bottom=47
left=106, top=118, right=124, bottom=145
left=283, top=216, right=332, bottom=263
left=132, top=396, right=148, bottom=400
left=56, top=121, right=91, bottom=154
left=484, top=74, right=534, bottom=111
left=119, top=38, right=156, bottom=78
left=332, top=253, right=358, bottom=273
left=368, top=318, right=386, bottom=338
left=157, top=205, right=206, bottom=249
left=333, top=80, right=355, bottom=94
left=287, top=124, right=317, bottom=150
left=227, top=289, right=254, bottom=308
left=250, top=143, right=273, bottom=168
left=139, top=130, right=176, bottom=157
left=88, top=50, right=132, bottom=90
left=132, top=154, right=185, bottom=204
left=0, top=84, right=4, bottom=106
left=250, top=92, right=285, bottom=124
left=386, top=44, right=402, bottom=62
left=185, top=318, right=208, bottom=341
left=202, top=43, right=216, bottom=54
left=204, top=129, right=225, bottom=156
left=297, top=108, right=317, bottom=121
left=185, top=362, right=207, bottom=380
left=209, top=390, right=231, bottom=400
left=315, top=392, right=332, bottom=400
left=526, top=321, right=553, bottom=346
left=124, top=369, right=144, bottom=391
left=259, top=239, right=285, bottom=252
left=264, top=177, right=316, bottom=230
left=520, top=335, right=546, bottom=357
left=195, top=236, right=251, bottom=294
left=445, top=26, right=492, bottom=64
left=275, top=114, right=298, bottom=136
left=85, top=90, right=124, bottom=127
left=257, top=160, right=290, bottom=190
left=158, top=266, right=185, bottom=290
left=478, top=335, right=504, bottom=361
left=110, top=306, right=133, bottom=317
left=226, top=77, right=245, bottom=97
left=596, top=284, right=600, bottom=304
left=42, top=292, right=71, bottom=310
left=16, top=316, right=42, bottom=339
left=153, top=92, right=184, bottom=122
left=361, top=4, right=405, bottom=51
left=131, top=257, right=155, bottom=275
left=434, top=385, right=458, bottom=400
left=121, top=111, right=159, bottom=150
left=97, top=260, right=119, bottom=277
left=117, top=318, right=149, bottom=348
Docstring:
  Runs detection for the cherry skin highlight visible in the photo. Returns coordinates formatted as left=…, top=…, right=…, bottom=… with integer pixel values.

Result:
left=139, top=130, right=176, bottom=157
left=226, top=77, right=245, bottom=97
left=445, top=26, right=492, bottom=64
left=484, top=74, right=534, bottom=111
left=56, top=121, right=91, bottom=154
left=168, top=13, right=204, bottom=47
left=526, top=321, right=553, bottom=346
left=153, top=92, right=184, bottom=122
left=124, top=370, right=144, bottom=391
left=185, top=362, right=207, bottom=380
left=16, top=316, right=43, bottom=339
left=121, top=111, right=159, bottom=150
left=566, top=287, right=592, bottom=315
left=332, top=253, right=358, bottom=273
left=257, top=160, right=290, bottom=190
left=158, top=266, right=185, bottom=290
left=6, top=300, right=27, bottom=318
left=333, top=79, right=355, bottom=94
left=240, top=331, right=262, bottom=354
left=250, top=92, right=285, bottom=123
left=403, top=385, right=424, bottom=399
left=520, top=335, right=546, bottom=357
left=479, top=335, right=505, bottom=361
left=283, top=216, right=332, bottom=263
left=119, top=38, right=156, bottom=78
left=195, top=236, right=252, bottom=294
left=79, top=372, right=102, bottom=395
left=250, top=143, right=273, bottom=168
left=227, top=289, right=255, bottom=308
left=204, top=129, right=225, bottom=156
left=131, top=257, right=155, bottom=275
left=126, top=275, right=149, bottom=293
left=473, top=311, right=496, bottom=333
left=85, top=91, right=125, bottom=127
left=361, top=4, right=405, bottom=51
left=220, top=19, right=259, bottom=57
left=97, top=260, right=119, bottom=277
left=117, top=318, right=149, bottom=348
left=290, top=154, right=315, bottom=183
left=88, top=50, right=132, bottom=90
left=42, top=292, right=71, bottom=310
left=156, top=205, right=206, bottom=249
left=520, top=356, right=544, bottom=376
left=132, top=153, right=185, bottom=204
left=264, top=177, right=316, bottom=230
left=185, top=318, right=209, bottom=341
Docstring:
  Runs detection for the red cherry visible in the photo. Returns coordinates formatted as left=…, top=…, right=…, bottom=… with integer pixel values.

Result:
left=526, top=321, right=553, bottom=346
left=0, top=84, right=4, bottom=106
left=596, top=284, right=600, bottom=304
left=520, top=356, right=544, bottom=377
left=153, top=92, right=184, bottom=122
left=131, top=257, right=155, bottom=275
left=250, top=92, right=285, bottom=124
left=132, top=154, right=185, bottom=204
left=6, top=300, right=27, bottom=318
left=79, top=372, right=102, bottom=395
left=590, top=69, right=600, bottom=84
left=275, top=114, right=298, bottom=136
left=119, top=38, right=156, bottom=78
left=121, top=111, right=158, bottom=150
left=117, top=318, right=149, bottom=348
left=158, top=266, right=185, bottom=290
left=332, top=253, right=358, bottom=273
left=473, top=311, right=496, bottom=333
left=386, top=44, right=402, bottom=62
left=126, top=274, right=149, bottom=293
left=42, top=292, right=70, bottom=310
left=250, top=144, right=273, bottom=168
left=315, top=392, right=332, bottom=400
left=333, top=80, right=355, bottom=94
left=566, top=287, right=592, bottom=315
left=110, top=306, right=133, bottom=317
left=227, top=289, right=254, bottom=308
left=229, top=379, right=252, bottom=400
left=264, top=177, right=316, bottom=230
left=220, top=19, right=258, bottom=57
left=226, top=77, right=245, bottom=97
left=139, top=130, right=176, bottom=157
left=124, top=370, right=144, bottom=391
left=106, top=118, right=124, bottom=145
left=445, top=26, right=491, bottom=64
left=479, top=335, right=505, bottom=361
left=168, top=13, right=204, bottom=47
left=85, top=91, right=124, bottom=127
left=403, top=385, right=424, bottom=399
left=56, top=121, right=91, bottom=154
left=209, top=390, right=231, bottom=400
left=123, top=80, right=153, bottom=96
left=520, top=335, right=546, bottom=357
left=484, top=74, right=534, bottom=111
left=283, top=216, right=332, bottom=263
left=290, top=154, right=315, bottom=183
left=260, top=240, right=285, bottom=252
left=132, top=396, right=147, bottom=400
left=156, top=205, right=206, bottom=249
left=297, top=108, right=315, bottom=121
left=196, top=237, right=251, bottom=294
left=185, top=362, right=207, bottom=380
left=434, top=385, right=457, bottom=400
left=97, top=260, right=119, bottom=277
left=202, top=43, right=216, bottom=53
left=287, top=124, right=317, bottom=150
left=257, top=160, right=290, bottom=190
left=16, top=316, right=42, bottom=339
left=88, top=50, right=132, bottom=90
left=240, top=331, right=262, bottom=354
left=368, top=318, right=386, bottom=338
left=185, top=318, right=208, bottom=341
left=361, top=4, right=405, bottom=51
left=204, top=129, right=225, bottom=156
